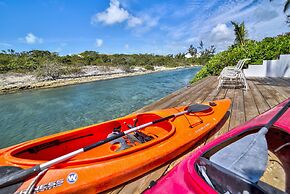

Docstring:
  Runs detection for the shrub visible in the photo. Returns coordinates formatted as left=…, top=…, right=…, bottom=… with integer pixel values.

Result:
left=120, top=65, right=134, bottom=73
left=144, top=65, right=155, bottom=71
left=191, top=34, right=290, bottom=83
left=37, top=61, right=64, bottom=80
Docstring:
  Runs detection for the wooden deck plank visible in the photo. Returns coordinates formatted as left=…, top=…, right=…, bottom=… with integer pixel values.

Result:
left=213, top=89, right=228, bottom=100
left=264, top=78, right=290, bottom=98
left=277, top=78, right=290, bottom=87
left=253, top=78, right=279, bottom=108
left=136, top=77, right=213, bottom=112
left=247, top=79, right=270, bottom=114
left=243, top=87, right=260, bottom=121
left=223, top=88, right=235, bottom=131
left=203, top=77, right=221, bottom=102
left=206, top=90, right=233, bottom=143
left=117, top=165, right=170, bottom=194
left=205, top=88, right=230, bottom=142
left=107, top=77, right=290, bottom=194
left=161, top=76, right=214, bottom=107
left=194, top=77, right=219, bottom=103
left=257, top=78, right=288, bottom=103
left=229, top=89, right=245, bottom=130
left=172, top=76, right=215, bottom=106
left=134, top=77, right=211, bottom=113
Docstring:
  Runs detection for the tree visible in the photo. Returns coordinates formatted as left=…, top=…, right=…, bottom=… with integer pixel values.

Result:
left=270, top=0, right=290, bottom=24
left=37, top=61, right=63, bottom=80
left=188, top=45, right=197, bottom=57
left=270, top=0, right=290, bottom=12
left=284, top=0, right=290, bottom=12
left=282, top=0, right=289, bottom=24
left=7, top=49, right=15, bottom=54
left=198, top=41, right=204, bottom=51
left=231, top=21, right=247, bottom=46
left=174, top=52, right=185, bottom=59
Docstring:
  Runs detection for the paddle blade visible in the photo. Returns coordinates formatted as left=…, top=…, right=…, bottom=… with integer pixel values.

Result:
left=210, top=127, right=268, bottom=183
left=187, top=104, right=211, bottom=113
left=0, top=166, right=24, bottom=193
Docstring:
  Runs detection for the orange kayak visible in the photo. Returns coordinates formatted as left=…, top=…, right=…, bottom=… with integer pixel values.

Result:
left=0, top=99, right=230, bottom=193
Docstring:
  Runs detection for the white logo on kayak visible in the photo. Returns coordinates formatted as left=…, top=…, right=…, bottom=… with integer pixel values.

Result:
left=67, top=172, right=78, bottom=184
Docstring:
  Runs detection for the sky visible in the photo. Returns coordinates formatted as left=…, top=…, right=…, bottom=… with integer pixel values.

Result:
left=0, top=0, right=289, bottom=55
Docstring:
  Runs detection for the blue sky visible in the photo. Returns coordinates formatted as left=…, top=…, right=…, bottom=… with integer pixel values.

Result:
left=0, top=0, right=289, bottom=55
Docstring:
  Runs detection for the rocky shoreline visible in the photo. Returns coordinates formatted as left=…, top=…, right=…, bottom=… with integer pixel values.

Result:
left=0, top=66, right=191, bottom=95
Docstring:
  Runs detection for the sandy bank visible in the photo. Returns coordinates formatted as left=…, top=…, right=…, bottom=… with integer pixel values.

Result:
left=0, top=66, right=191, bottom=95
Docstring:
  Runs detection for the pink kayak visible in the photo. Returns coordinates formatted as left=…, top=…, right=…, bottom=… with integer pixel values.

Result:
left=145, top=98, right=290, bottom=194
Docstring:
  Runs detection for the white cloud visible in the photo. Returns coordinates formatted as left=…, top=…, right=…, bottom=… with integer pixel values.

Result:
left=96, top=39, right=103, bottom=47
left=127, top=16, right=143, bottom=27
left=124, top=44, right=129, bottom=49
left=24, top=33, right=43, bottom=44
left=210, top=23, right=234, bottom=42
left=91, top=0, right=142, bottom=27
left=142, top=14, right=158, bottom=28
left=163, top=0, right=289, bottom=52
left=129, top=14, right=159, bottom=35
left=92, top=0, right=129, bottom=25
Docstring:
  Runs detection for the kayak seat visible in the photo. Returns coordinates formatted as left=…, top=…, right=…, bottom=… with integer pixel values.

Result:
left=108, top=131, right=155, bottom=152
left=195, top=157, right=266, bottom=194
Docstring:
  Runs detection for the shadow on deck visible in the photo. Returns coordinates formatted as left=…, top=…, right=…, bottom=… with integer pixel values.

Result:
left=106, top=76, right=290, bottom=194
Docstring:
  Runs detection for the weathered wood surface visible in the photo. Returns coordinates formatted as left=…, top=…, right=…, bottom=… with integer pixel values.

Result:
left=106, top=76, right=290, bottom=194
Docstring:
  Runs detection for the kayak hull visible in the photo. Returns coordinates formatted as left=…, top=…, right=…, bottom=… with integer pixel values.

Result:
left=0, top=99, right=230, bottom=193
left=145, top=98, right=290, bottom=194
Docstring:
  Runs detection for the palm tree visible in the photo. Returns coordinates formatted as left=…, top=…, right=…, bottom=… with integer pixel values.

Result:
left=270, top=0, right=290, bottom=24
left=188, top=44, right=197, bottom=57
left=271, top=0, right=290, bottom=12
left=283, top=0, right=290, bottom=12
left=231, top=21, right=247, bottom=46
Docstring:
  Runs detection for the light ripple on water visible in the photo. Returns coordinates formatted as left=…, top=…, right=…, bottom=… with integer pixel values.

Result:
left=0, top=67, right=200, bottom=148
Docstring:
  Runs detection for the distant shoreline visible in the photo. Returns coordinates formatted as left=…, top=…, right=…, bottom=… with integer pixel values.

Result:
left=0, top=66, right=197, bottom=95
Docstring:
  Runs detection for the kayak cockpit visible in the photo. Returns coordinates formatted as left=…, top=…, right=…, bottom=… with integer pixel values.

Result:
left=9, top=113, right=175, bottom=164
left=195, top=127, right=290, bottom=194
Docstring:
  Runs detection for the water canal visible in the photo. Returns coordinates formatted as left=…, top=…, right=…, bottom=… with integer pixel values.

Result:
left=0, top=67, right=200, bottom=148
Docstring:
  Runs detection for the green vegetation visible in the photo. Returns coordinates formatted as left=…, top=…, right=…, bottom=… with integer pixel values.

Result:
left=186, top=41, right=216, bottom=66
left=191, top=0, right=290, bottom=83
left=144, top=65, right=155, bottom=71
left=231, top=21, right=247, bottom=46
left=191, top=34, right=290, bottom=83
left=0, top=50, right=191, bottom=79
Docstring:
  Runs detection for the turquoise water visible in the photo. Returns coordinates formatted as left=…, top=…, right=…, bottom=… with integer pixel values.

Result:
left=0, top=67, right=200, bottom=148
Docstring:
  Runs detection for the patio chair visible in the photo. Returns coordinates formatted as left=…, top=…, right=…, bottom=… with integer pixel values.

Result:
left=217, top=58, right=250, bottom=90
left=218, top=58, right=251, bottom=79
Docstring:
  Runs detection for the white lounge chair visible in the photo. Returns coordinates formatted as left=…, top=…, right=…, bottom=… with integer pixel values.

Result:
left=217, top=58, right=250, bottom=90
left=218, top=58, right=250, bottom=78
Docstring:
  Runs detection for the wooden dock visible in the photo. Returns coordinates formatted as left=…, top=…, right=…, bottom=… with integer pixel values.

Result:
left=106, top=76, right=290, bottom=194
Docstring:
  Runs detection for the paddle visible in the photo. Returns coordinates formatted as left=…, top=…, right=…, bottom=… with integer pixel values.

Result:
left=0, top=103, right=211, bottom=189
left=210, top=99, right=290, bottom=183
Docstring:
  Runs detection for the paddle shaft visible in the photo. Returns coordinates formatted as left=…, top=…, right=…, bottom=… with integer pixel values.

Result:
left=264, top=100, right=290, bottom=130
left=0, top=110, right=188, bottom=188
